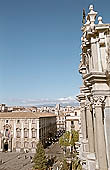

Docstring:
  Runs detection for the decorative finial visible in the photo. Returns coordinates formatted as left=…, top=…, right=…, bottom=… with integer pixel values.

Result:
left=98, top=16, right=103, bottom=24
left=89, top=5, right=94, bottom=12
left=82, top=8, right=86, bottom=25
left=88, top=4, right=97, bottom=26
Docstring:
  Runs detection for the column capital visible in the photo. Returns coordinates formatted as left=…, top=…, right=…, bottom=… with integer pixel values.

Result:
left=93, top=96, right=106, bottom=107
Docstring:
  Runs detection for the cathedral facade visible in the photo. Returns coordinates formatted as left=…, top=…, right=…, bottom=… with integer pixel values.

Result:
left=78, top=5, right=110, bottom=170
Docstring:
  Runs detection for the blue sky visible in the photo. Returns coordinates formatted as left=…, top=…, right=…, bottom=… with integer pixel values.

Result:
left=0, top=0, right=110, bottom=106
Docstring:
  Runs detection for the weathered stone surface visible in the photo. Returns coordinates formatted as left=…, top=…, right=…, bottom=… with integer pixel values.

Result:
left=78, top=4, right=110, bottom=170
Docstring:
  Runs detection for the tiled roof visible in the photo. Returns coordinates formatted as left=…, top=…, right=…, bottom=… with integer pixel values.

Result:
left=0, top=112, right=56, bottom=119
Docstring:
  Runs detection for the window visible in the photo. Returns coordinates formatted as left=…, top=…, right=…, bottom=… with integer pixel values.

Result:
left=71, top=121, right=74, bottom=125
left=32, top=142, right=36, bottom=148
left=24, top=142, right=28, bottom=148
left=75, top=112, right=77, bottom=116
left=16, top=128, right=21, bottom=138
left=17, top=120, right=20, bottom=124
left=24, top=128, right=28, bottom=138
left=32, top=119, right=36, bottom=124
left=5, top=129, right=9, bottom=137
left=6, top=120, right=8, bottom=123
left=32, top=128, right=36, bottom=138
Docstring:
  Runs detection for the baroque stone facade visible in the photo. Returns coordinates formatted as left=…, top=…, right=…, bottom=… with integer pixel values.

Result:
left=0, top=112, right=56, bottom=153
left=78, top=5, right=110, bottom=170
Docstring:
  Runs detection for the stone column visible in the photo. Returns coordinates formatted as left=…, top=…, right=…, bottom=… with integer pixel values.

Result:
left=86, top=103, right=94, bottom=153
left=104, top=96, right=110, bottom=170
left=94, top=96, right=108, bottom=170
left=92, top=104, right=99, bottom=169
left=81, top=106, right=87, bottom=140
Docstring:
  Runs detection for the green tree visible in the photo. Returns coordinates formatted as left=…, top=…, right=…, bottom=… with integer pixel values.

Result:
left=61, top=159, right=69, bottom=170
left=59, top=130, right=79, bottom=147
left=59, top=131, right=70, bottom=147
left=33, top=142, right=47, bottom=170
left=70, top=130, right=79, bottom=146
left=72, top=158, right=82, bottom=170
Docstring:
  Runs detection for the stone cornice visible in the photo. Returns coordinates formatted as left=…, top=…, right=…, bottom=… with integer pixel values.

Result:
left=83, top=72, right=107, bottom=84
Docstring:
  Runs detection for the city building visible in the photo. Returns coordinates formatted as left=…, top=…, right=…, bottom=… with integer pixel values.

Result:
left=78, top=5, right=110, bottom=170
left=56, top=112, right=66, bottom=131
left=0, top=104, right=8, bottom=112
left=0, top=112, right=57, bottom=153
left=65, top=106, right=80, bottom=132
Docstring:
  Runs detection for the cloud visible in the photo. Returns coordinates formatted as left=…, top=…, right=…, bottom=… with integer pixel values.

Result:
left=1, top=96, right=78, bottom=106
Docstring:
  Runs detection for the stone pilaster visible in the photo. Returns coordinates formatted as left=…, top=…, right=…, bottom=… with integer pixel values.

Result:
left=37, top=119, right=39, bottom=141
left=104, top=96, right=110, bottom=170
left=86, top=102, right=94, bottom=153
left=81, top=106, right=87, bottom=140
left=13, top=121, right=16, bottom=138
left=29, top=120, right=32, bottom=149
left=94, top=96, right=108, bottom=170
left=13, top=121, right=16, bottom=150
left=21, top=121, right=24, bottom=150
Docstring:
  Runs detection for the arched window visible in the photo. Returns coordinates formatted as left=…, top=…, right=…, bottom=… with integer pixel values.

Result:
left=5, top=129, right=9, bottom=137
left=24, top=142, right=28, bottom=148
left=32, top=142, right=36, bottom=148
left=75, top=112, right=77, bottom=116
left=32, top=128, right=36, bottom=138
left=16, top=128, right=21, bottom=138
left=24, top=128, right=28, bottom=138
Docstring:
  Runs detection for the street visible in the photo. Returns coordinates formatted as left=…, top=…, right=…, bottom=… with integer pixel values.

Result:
left=0, top=142, right=64, bottom=170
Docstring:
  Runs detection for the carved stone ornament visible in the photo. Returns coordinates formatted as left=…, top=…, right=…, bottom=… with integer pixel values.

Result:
left=106, top=41, right=110, bottom=72
left=93, top=96, right=106, bottom=106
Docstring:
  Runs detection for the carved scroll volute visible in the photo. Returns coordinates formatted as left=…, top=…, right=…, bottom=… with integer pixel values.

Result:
left=93, top=96, right=106, bottom=107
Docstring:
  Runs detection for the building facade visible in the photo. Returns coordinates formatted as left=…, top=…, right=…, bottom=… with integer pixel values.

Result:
left=78, top=5, right=110, bottom=170
left=66, top=107, right=80, bottom=132
left=0, top=112, right=56, bottom=153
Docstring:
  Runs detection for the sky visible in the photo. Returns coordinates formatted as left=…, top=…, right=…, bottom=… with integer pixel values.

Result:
left=0, top=0, right=110, bottom=106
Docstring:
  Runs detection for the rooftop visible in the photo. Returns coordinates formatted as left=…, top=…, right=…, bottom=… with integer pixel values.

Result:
left=0, top=112, right=56, bottom=119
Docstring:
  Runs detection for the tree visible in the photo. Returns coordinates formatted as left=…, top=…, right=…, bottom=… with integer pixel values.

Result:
left=59, top=131, right=70, bottom=147
left=61, top=159, right=69, bottom=170
left=33, top=142, right=47, bottom=170
left=59, top=130, right=79, bottom=147
left=70, top=130, right=79, bottom=146
left=72, top=158, right=82, bottom=170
